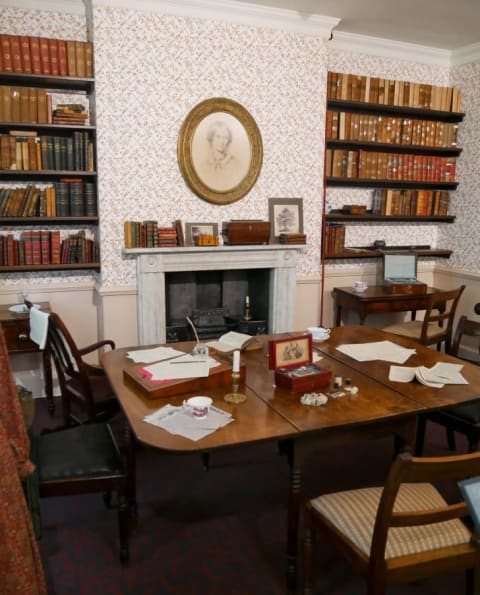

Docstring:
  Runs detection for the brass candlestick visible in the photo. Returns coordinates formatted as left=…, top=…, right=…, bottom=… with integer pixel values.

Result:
left=243, top=296, right=252, bottom=321
left=224, top=370, right=246, bottom=404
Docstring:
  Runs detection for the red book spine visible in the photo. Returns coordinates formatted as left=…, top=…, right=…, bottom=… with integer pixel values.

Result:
left=48, top=38, right=59, bottom=76
left=0, top=34, right=13, bottom=72
left=29, top=36, right=42, bottom=75
left=19, top=36, right=32, bottom=73
left=57, top=39, right=68, bottom=76
left=10, top=35, right=23, bottom=73
left=39, top=37, right=51, bottom=75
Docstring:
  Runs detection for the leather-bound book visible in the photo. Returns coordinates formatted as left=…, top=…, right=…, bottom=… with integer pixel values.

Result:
left=57, top=39, right=67, bottom=76
left=39, top=37, right=51, bottom=75
left=84, top=41, right=93, bottom=77
left=29, top=36, right=42, bottom=74
left=75, top=41, right=86, bottom=77
left=66, top=40, right=76, bottom=76
left=0, top=34, right=13, bottom=72
left=48, top=38, right=59, bottom=76
left=10, top=35, right=22, bottom=73
left=19, top=36, right=32, bottom=73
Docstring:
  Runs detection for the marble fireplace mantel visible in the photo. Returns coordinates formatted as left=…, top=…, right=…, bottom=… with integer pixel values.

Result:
left=124, top=245, right=304, bottom=345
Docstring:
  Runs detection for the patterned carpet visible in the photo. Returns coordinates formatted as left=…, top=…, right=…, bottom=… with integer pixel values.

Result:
left=34, top=398, right=469, bottom=595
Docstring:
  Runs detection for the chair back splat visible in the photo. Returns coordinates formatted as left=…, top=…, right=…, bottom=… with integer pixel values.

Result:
left=303, top=451, right=480, bottom=595
left=46, top=311, right=119, bottom=426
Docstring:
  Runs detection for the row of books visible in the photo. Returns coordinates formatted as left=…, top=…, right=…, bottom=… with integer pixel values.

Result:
left=371, top=189, right=451, bottom=217
left=326, top=149, right=457, bottom=182
left=0, top=34, right=93, bottom=78
left=0, top=86, right=89, bottom=125
left=124, top=221, right=179, bottom=249
left=327, top=72, right=462, bottom=112
left=324, top=223, right=346, bottom=256
left=0, top=230, right=99, bottom=267
left=0, top=182, right=97, bottom=218
left=326, top=111, right=459, bottom=148
left=0, top=131, right=94, bottom=172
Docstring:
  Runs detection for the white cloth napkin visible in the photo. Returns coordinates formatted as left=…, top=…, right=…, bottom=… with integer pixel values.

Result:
left=144, top=404, right=234, bottom=442
left=29, top=306, right=50, bottom=349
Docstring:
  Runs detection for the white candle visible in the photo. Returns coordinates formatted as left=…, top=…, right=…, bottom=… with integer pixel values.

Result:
left=245, top=295, right=250, bottom=307
left=233, top=350, right=240, bottom=372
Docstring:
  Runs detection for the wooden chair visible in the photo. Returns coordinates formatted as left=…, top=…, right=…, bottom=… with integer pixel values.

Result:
left=382, top=285, right=465, bottom=352
left=33, top=422, right=130, bottom=564
left=416, top=313, right=480, bottom=455
left=46, top=311, right=120, bottom=426
left=303, top=451, right=480, bottom=595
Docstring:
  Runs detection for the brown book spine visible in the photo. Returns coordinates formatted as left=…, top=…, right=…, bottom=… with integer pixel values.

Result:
left=66, top=40, right=76, bottom=76
left=19, top=87, right=30, bottom=123
left=48, top=38, right=59, bottom=76
left=10, top=35, right=23, bottom=73
left=57, top=39, right=68, bottom=76
left=0, top=34, right=13, bottom=72
left=29, top=36, right=42, bottom=75
left=84, top=41, right=93, bottom=77
left=75, top=40, right=86, bottom=77
left=39, top=37, right=51, bottom=75
left=50, top=230, right=61, bottom=264
left=36, top=89, right=48, bottom=124
left=28, top=87, right=37, bottom=123
left=11, top=87, right=21, bottom=123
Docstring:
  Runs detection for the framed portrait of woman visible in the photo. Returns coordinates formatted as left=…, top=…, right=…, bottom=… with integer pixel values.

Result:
left=178, top=98, right=263, bottom=205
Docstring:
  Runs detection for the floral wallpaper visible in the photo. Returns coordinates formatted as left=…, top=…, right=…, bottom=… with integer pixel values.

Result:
left=0, top=2, right=476, bottom=288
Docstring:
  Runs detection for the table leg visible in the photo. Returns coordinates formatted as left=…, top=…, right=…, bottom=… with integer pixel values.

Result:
left=123, top=420, right=138, bottom=522
left=335, top=304, right=342, bottom=326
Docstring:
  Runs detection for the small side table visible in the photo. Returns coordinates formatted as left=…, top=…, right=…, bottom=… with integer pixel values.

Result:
left=0, top=302, right=54, bottom=415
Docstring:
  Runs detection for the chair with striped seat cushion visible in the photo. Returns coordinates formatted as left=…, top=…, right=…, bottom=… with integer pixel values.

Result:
left=303, top=451, right=480, bottom=595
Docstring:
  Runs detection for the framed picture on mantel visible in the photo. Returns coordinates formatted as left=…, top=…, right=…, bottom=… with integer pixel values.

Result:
left=185, top=222, right=218, bottom=246
left=268, top=197, right=304, bottom=243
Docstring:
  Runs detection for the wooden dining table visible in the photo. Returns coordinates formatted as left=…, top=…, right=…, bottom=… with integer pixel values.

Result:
left=102, top=326, right=480, bottom=592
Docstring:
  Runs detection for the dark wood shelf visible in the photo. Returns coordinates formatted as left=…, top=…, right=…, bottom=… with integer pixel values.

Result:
left=0, top=170, right=96, bottom=179
left=0, top=263, right=100, bottom=273
left=326, top=211, right=455, bottom=223
left=0, top=71, right=94, bottom=92
left=326, top=138, right=461, bottom=157
left=326, top=177, right=458, bottom=190
left=325, top=248, right=452, bottom=260
left=0, top=216, right=98, bottom=225
left=0, top=122, right=95, bottom=132
left=327, top=99, right=465, bottom=123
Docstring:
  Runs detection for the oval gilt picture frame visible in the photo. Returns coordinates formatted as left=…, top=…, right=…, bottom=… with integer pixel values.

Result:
left=177, top=97, right=263, bottom=205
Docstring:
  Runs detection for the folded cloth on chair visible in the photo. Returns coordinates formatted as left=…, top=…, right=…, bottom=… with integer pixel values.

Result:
left=29, top=306, right=49, bottom=350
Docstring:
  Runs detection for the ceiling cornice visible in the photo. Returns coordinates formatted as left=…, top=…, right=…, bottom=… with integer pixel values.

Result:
left=330, top=31, right=451, bottom=67
left=3, top=0, right=480, bottom=66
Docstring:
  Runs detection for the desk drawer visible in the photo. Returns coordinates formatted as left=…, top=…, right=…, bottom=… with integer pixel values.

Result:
left=1, top=319, right=38, bottom=353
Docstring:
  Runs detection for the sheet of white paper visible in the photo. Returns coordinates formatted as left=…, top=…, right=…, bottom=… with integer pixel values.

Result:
left=388, top=366, right=417, bottom=382
left=144, top=404, right=234, bottom=441
left=126, top=346, right=186, bottom=364
left=143, top=359, right=210, bottom=380
left=337, top=341, right=416, bottom=364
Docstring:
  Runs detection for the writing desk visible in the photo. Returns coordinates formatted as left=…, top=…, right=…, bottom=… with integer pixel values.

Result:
left=333, top=285, right=441, bottom=326
left=102, top=329, right=480, bottom=590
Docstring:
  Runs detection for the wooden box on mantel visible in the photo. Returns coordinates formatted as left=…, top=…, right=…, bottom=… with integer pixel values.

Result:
left=222, top=220, right=271, bottom=245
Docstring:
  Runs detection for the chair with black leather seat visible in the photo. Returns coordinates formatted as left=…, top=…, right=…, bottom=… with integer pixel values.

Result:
left=46, top=311, right=120, bottom=426
left=303, top=450, right=480, bottom=595
left=415, top=313, right=480, bottom=455
left=382, top=285, right=465, bottom=353
left=33, top=422, right=130, bottom=564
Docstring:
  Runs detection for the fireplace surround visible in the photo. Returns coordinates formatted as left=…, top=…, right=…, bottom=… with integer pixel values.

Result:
left=124, top=245, right=303, bottom=345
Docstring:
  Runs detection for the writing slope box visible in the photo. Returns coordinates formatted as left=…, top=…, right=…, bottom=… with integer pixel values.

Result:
left=222, top=221, right=271, bottom=245
left=268, top=333, right=332, bottom=393
left=380, top=250, right=427, bottom=294
left=123, top=358, right=246, bottom=400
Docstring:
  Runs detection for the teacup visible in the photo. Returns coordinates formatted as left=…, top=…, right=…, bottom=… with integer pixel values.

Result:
left=307, top=327, right=331, bottom=342
left=354, top=281, right=368, bottom=292
left=183, top=396, right=212, bottom=419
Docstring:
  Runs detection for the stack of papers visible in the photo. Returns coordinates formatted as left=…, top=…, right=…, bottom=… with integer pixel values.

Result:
left=389, top=362, right=468, bottom=388
left=141, top=355, right=220, bottom=382
left=336, top=340, right=416, bottom=364
left=144, top=404, right=234, bottom=441
left=126, top=346, right=186, bottom=364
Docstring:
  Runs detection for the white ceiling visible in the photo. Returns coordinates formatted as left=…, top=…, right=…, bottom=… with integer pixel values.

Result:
left=231, top=0, right=480, bottom=50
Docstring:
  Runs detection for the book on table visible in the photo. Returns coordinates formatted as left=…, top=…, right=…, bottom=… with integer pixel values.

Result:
left=206, top=331, right=261, bottom=353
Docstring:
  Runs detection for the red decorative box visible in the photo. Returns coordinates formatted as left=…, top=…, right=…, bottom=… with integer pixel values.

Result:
left=268, top=333, right=332, bottom=393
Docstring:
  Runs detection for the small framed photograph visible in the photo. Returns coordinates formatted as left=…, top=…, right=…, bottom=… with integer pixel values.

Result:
left=268, top=333, right=312, bottom=370
left=185, top=222, right=219, bottom=246
left=268, top=198, right=303, bottom=243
